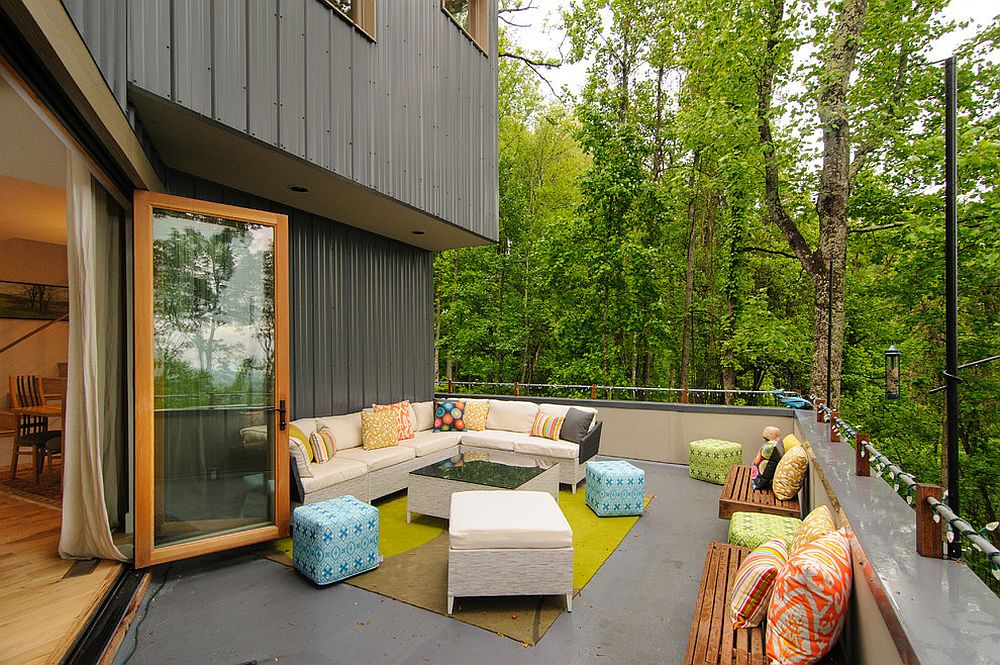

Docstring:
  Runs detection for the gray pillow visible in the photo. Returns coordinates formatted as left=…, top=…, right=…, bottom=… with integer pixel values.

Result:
left=560, top=407, right=595, bottom=444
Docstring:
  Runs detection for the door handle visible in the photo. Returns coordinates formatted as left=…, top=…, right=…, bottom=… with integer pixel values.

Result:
left=278, top=399, right=287, bottom=431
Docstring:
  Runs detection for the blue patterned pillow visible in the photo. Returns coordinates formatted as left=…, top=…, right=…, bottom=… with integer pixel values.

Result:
left=434, top=399, right=466, bottom=432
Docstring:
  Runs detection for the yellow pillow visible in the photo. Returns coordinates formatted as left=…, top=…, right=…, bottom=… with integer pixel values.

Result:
left=361, top=409, right=399, bottom=450
left=791, top=505, right=836, bottom=556
left=783, top=434, right=802, bottom=450
left=772, top=445, right=808, bottom=501
left=289, top=423, right=313, bottom=462
left=464, top=400, right=490, bottom=431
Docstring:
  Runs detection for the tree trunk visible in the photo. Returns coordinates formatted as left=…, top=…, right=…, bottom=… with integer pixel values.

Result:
left=680, top=151, right=702, bottom=394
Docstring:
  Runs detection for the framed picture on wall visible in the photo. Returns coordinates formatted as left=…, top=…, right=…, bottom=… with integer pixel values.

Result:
left=0, top=280, right=70, bottom=320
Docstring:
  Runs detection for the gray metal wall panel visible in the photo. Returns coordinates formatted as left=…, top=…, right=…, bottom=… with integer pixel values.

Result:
left=129, top=0, right=500, bottom=242
left=62, top=0, right=127, bottom=107
left=247, top=1, right=279, bottom=144
left=212, top=0, right=248, bottom=130
left=164, top=170, right=433, bottom=419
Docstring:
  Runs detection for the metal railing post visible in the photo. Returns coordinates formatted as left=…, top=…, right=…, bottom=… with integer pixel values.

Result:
left=917, top=484, right=945, bottom=559
left=855, top=434, right=870, bottom=477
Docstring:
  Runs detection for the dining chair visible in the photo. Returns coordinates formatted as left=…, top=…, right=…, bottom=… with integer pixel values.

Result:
left=8, top=375, right=62, bottom=483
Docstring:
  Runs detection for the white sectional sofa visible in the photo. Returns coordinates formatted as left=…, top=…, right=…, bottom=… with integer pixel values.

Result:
left=287, top=399, right=603, bottom=505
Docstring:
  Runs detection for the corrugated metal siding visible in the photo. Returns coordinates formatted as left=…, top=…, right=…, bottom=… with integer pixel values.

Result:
left=127, top=0, right=499, bottom=241
left=164, top=170, right=434, bottom=419
left=62, top=0, right=127, bottom=107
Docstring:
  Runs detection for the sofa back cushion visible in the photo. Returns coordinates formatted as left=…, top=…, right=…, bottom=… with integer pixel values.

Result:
left=486, top=399, right=539, bottom=433
left=411, top=401, right=435, bottom=431
left=316, top=412, right=363, bottom=450
left=290, top=417, right=318, bottom=441
left=540, top=403, right=598, bottom=419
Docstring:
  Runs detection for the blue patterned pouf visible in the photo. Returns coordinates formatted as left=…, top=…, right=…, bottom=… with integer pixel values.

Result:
left=292, top=495, right=381, bottom=585
left=585, top=460, right=645, bottom=517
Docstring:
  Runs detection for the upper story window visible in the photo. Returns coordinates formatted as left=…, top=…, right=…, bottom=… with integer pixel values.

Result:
left=326, top=0, right=377, bottom=40
left=443, top=0, right=488, bottom=54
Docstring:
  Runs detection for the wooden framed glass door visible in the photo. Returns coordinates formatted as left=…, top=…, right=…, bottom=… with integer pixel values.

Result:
left=133, top=192, right=289, bottom=567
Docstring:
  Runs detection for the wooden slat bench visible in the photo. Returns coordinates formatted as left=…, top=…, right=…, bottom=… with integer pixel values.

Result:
left=685, top=541, right=847, bottom=665
left=718, top=465, right=801, bottom=520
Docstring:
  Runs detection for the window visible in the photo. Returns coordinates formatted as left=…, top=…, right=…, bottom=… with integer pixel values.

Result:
left=325, top=0, right=377, bottom=40
left=443, top=0, right=489, bottom=53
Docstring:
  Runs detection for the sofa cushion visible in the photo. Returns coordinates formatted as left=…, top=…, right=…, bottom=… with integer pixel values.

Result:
left=513, top=436, right=579, bottom=460
left=539, top=403, right=598, bottom=419
left=361, top=410, right=400, bottom=450
left=463, top=399, right=490, bottom=431
left=559, top=407, right=596, bottom=444
left=316, top=412, right=362, bottom=450
left=449, top=491, right=573, bottom=550
left=486, top=400, right=538, bottom=433
left=460, top=429, right=521, bottom=452
left=772, top=445, right=808, bottom=500
left=338, top=445, right=415, bottom=472
left=300, top=457, right=367, bottom=493
left=530, top=412, right=564, bottom=440
left=289, top=437, right=313, bottom=478
left=397, top=430, right=461, bottom=457
left=290, top=417, right=318, bottom=441
left=373, top=399, right=415, bottom=440
left=434, top=398, right=467, bottom=432
left=412, top=401, right=435, bottom=431
left=289, top=422, right=314, bottom=462
left=309, top=427, right=336, bottom=463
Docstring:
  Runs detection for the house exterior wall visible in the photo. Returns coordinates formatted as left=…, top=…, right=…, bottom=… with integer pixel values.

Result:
left=165, top=170, right=434, bottom=419
left=60, top=0, right=127, bottom=106
left=124, top=0, right=498, bottom=240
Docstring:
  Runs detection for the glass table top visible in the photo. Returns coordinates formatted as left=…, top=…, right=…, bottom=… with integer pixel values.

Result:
left=409, top=454, right=549, bottom=489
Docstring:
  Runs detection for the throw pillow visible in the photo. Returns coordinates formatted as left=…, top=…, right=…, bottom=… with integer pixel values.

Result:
left=783, top=433, right=802, bottom=450
left=772, top=445, right=808, bottom=501
left=464, top=399, right=490, bottom=431
left=289, top=436, right=314, bottom=478
left=434, top=399, right=467, bottom=432
left=373, top=400, right=415, bottom=440
left=730, top=537, right=789, bottom=629
left=361, top=409, right=399, bottom=450
left=560, top=407, right=595, bottom=444
left=766, top=529, right=852, bottom=664
left=750, top=440, right=784, bottom=491
left=530, top=412, right=565, bottom=441
left=309, top=427, right=336, bottom=463
left=289, top=422, right=313, bottom=462
left=790, top=505, right=836, bottom=557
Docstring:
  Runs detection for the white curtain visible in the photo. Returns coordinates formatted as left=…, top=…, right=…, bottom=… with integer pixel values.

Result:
left=59, top=152, right=127, bottom=561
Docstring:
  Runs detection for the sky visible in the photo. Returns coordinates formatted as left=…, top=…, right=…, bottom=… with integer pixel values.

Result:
left=504, top=0, right=1000, bottom=101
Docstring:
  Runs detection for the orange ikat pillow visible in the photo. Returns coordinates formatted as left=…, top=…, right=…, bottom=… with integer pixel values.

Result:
left=766, top=529, right=853, bottom=664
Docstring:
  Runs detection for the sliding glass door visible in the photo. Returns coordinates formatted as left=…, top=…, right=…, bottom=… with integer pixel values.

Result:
left=133, top=192, right=289, bottom=567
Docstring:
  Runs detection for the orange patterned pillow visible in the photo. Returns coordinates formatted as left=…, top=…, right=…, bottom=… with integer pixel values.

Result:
left=373, top=400, right=415, bottom=440
left=766, top=529, right=852, bottom=664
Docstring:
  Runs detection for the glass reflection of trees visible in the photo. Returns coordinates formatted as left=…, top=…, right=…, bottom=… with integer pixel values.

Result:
left=152, top=211, right=275, bottom=410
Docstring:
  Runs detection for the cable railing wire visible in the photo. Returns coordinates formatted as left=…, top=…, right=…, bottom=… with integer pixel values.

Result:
left=814, top=397, right=1000, bottom=576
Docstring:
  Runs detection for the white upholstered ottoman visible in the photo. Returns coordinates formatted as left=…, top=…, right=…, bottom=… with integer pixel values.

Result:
left=447, top=490, right=574, bottom=614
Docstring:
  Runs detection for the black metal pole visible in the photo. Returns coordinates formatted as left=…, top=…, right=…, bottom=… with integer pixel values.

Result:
left=944, top=56, right=961, bottom=560
left=827, top=258, right=833, bottom=407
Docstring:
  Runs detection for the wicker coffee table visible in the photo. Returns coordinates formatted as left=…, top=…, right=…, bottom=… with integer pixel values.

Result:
left=406, top=454, right=560, bottom=522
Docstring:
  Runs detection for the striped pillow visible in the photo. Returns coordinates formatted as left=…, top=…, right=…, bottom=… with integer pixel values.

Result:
left=373, top=400, right=415, bottom=440
left=730, top=537, right=788, bottom=629
left=309, top=427, right=336, bottom=463
left=530, top=413, right=564, bottom=441
left=766, top=529, right=852, bottom=664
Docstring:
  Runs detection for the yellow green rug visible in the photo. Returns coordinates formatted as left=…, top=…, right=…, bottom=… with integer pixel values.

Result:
left=266, top=489, right=652, bottom=644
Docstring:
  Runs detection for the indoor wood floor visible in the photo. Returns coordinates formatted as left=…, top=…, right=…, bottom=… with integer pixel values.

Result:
left=0, top=491, right=122, bottom=664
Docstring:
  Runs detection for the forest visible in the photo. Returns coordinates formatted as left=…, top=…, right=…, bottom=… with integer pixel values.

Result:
left=433, top=0, right=1000, bottom=589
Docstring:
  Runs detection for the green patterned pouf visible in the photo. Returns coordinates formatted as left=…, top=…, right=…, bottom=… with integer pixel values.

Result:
left=688, top=438, right=743, bottom=484
left=727, top=512, right=802, bottom=550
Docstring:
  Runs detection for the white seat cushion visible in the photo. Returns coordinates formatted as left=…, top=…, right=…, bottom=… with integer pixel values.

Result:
left=486, top=400, right=539, bottom=433
left=398, top=430, right=461, bottom=457
left=300, top=457, right=367, bottom=493
left=513, top=437, right=579, bottom=460
left=337, top=445, right=416, bottom=472
left=449, top=491, right=573, bottom=550
left=316, top=412, right=363, bottom=450
left=459, top=429, right=522, bottom=452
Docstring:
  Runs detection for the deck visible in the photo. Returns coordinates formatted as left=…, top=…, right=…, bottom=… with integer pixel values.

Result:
left=0, top=491, right=122, bottom=665
left=113, top=459, right=728, bottom=664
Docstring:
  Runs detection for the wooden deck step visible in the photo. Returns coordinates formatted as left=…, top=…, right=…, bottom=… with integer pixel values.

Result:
left=718, top=465, right=801, bottom=520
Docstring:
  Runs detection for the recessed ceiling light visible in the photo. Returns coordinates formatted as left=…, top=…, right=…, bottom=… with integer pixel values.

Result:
left=411, top=230, right=425, bottom=235
left=289, top=185, right=309, bottom=193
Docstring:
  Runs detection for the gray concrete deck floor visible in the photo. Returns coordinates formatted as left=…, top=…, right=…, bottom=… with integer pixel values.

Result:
left=113, top=460, right=728, bottom=665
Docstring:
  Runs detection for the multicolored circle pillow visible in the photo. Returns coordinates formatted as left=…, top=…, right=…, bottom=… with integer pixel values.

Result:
left=433, top=399, right=466, bottom=432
